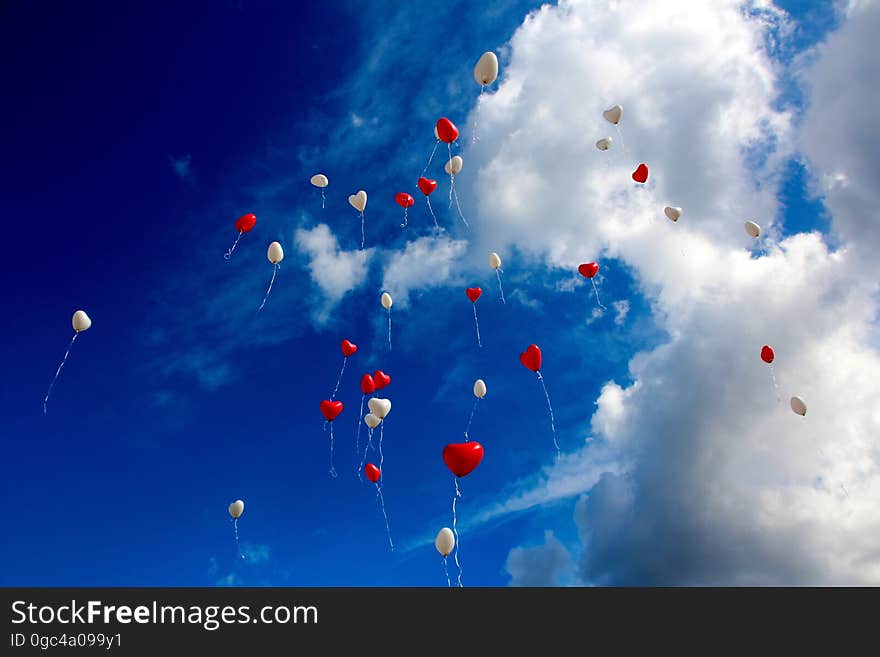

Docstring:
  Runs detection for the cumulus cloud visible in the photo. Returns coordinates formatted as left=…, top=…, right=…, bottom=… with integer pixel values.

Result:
left=505, top=531, right=573, bottom=586
left=380, top=234, right=468, bottom=307
left=466, top=0, right=880, bottom=584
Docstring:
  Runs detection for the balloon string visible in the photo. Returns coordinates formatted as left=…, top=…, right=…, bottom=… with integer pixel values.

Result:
left=375, top=483, right=394, bottom=551
left=422, top=140, right=439, bottom=176
left=224, top=231, right=244, bottom=260
left=472, top=304, right=482, bottom=348
left=768, top=364, right=781, bottom=403
left=443, top=556, right=451, bottom=588
left=401, top=205, right=408, bottom=229
left=472, top=86, right=484, bottom=143
left=387, top=309, right=392, bottom=352
left=495, top=269, right=506, bottom=304
left=378, top=421, right=386, bottom=474
left=453, top=188, right=468, bottom=227
left=331, top=356, right=347, bottom=400
left=426, top=197, right=439, bottom=229
left=360, top=212, right=365, bottom=251
left=537, top=371, right=561, bottom=460
left=233, top=518, right=245, bottom=560
left=355, top=394, right=365, bottom=478
left=43, top=332, right=78, bottom=415
left=320, top=188, right=325, bottom=209
left=328, top=423, right=338, bottom=479
left=615, top=123, right=627, bottom=156
left=464, top=398, right=479, bottom=442
left=257, top=263, right=279, bottom=312
left=359, top=426, right=374, bottom=477
left=591, top=279, right=607, bottom=311
left=452, top=478, right=463, bottom=588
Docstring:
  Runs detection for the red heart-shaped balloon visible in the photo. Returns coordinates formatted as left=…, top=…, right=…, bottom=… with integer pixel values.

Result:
left=578, top=262, right=599, bottom=279
left=364, top=463, right=381, bottom=483
left=761, top=345, right=775, bottom=364
left=466, top=287, right=482, bottom=303
left=320, top=399, right=344, bottom=421
left=435, top=117, right=459, bottom=144
left=519, top=344, right=542, bottom=372
left=632, top=163, right=649, bottom=184
left=395, top=192, right=415, bottom=208
left=417, top=177, right=438, bottom=196
left=373, top=370, right=391, bottom=390
left=360, top=373, right=375, bottom=394
left=341, top=339, right=358, bottom=357
left=235, top=213, right=257, bottom=233
left=442, top=442, right=484, bottom=478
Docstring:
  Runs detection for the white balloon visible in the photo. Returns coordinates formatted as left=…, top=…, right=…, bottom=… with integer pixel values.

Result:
left=489, top=252, right=502, bottom=270
left=368, top=397, right=391, bottom=419
left=267, top=241, right=284, bottom=264
left=473, top=379, right=487, bottom=399
left=664, top=206, right=682, bottom=222
left=444, top=155, right=463, bottom=175
left=790, top=396, right=807, bottom=417
left=381, top=292, right=393, bottom=309
left=72, top=310, right=92, bottom=333
left=474, top=51, right=499, bottom=86
left=364, top=413, right=382, bottom=429
left=348, top=190, right=367, bottom=212
left=435, top=527, right=455, bottom=557
left=228, top=500, right=244, bottom=519
left=595, top=137, right=613, bottom=151
left=745, top=220, right=761, bottom=238
left=310, top=173, right=328, bottom=188
left=603, top=104, right=623, bottom=125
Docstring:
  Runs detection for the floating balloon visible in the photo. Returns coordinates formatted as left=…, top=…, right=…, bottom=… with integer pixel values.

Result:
left=348, top=190, right=368, bottom=250
left=472, top=52, right=498, bottom=142
left=745, top=221, right=761, bottom=238
left=603, top=105, right=623, bottom=125
left=442, top=441, right=484, bottom=588
left=465, top=287, right=483, bottom=348
left=578, top=262, right=606, bottom=310
left=320, top=399, right=343, bottom=478
left=381, top=293, right=393, bottom=351
left=444, top=156, right=468, bottom=226
left=395, top=192, right=415, bottom=228
left=365, top=463, right=380, bottom=483
left=224, top=213, right=257, bottom=260
left=473, top=379, right=487, bottom=399
left=632, top=164, right=649, bottom=184
left=310, top=174, right=329, bottom=208
left=464, top=379, right=487, bottom=441
left=664, top=206, right=682, bottom=222
left=790, top=396, right=807, bottom=417
left=487, top=252, right=506, bottom=304
left=445, top=156, right=463, bottom=175
left=435, top=527, right=456, bottom=587
left=330, top=339, right=357, bottom=401
left=519, top=344, right=559, bottom=459
left=364, top=413, right=381, bottom=429
left=436, top=117, right=459, bottom=143
left=417, top=177, right=440, bottom=227
left=228, top=499, right=246, bottom=559
left=364, top=463, right=394, bottom=550
left=257, top=242, right=283, bottom=312
left=596, top=137, right=613, bottom=151
left=43, top=310, right=92, bottom=415
left=373, top=370, right=391, bottom=390
left=361, top=373, right=376, bottom=394
left=368, top=397, right=391, bottom=419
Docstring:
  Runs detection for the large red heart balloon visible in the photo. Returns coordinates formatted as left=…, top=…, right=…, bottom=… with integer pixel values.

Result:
left=395, top=192, right=415, bottom=208
left=761, top=345, right=775, bottom=364
left=417, top=177, right=438, bottom=196
left=435, top=117, right=459, bottom=144
left=443, top=442, right=484, bottom=478
left=632, top=163, right=649, bottom=184
left=319, top=399, right=343, bottom=421
left=373, top=370, right=391, bottom=390
left=578, top=262, right=599, bottom=279
left=235, top=213, right=257, bottom=233
left=466, top=287, right=482, bottom=303
left=341, top=339, right=358, bottom=357
left=360, top=373, right=375, bottom=394
left=364, top=463, right=381, bottom=483
left=519, top=344, right=542, bottom=372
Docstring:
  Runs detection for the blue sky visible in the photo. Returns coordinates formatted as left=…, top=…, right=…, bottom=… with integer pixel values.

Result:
left=3, top=0, right=874, bottom=587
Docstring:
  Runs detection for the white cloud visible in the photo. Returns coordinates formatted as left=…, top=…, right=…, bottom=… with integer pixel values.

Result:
left=505, top=531, right=573, bottom=586
left=612, top=299, right=629, bottom=325
left=463, top=0, right=880, bottom=584
left=380, top=234, right=468, bottom=307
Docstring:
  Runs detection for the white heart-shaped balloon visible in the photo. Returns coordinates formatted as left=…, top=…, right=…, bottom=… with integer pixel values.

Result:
left=488, top=252, right=502, bottom=270
left=473, top=379, right=487, bottom=399
left=72, top=310, right=92, bottom=333
left=364, top=413, right=382, bottom=429
left=381, top=292, right=393, bottom=309
left=228, top=500, right=244, bottom=519
left=267, top=241, right=284, bottom=264
left=595, top=137, right=613, bottom=151
left=368, top=397, right=391, bottom=419
left=435, top=527, right=455, bottom=556
left=664, top=206, right=682, bottom=222
left=473, top=51, right=499, bottom=86
left=348, top=190, right=367, bottom=212
left=444, top=155, right=463, bottom=175
left=603, top=104, right=623, bottom=125
left=745, top=220, right=761, bottom=238
left=790, top=396, right=807, bottom=416
left=310, top=173, right=328, bottom=188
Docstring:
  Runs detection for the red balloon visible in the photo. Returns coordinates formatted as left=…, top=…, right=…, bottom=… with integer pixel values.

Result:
left=761, top=345, right=775, bottom=364
left=364, top=463, right=381, bottom=483
left=360, top=374, right=376, bottom=395
left=320, top=399, right=344, bottom=422
left=435, top=117, right=459, bottom=144
left=632, top=163, right=649, bottom=184
left=373, top=370, right=391, bottom=390
left=519, top=344, right=542, bottom=372
left=578, top=262, right=599, bottom=279
left=466, top=287, right=482, bottom=303
left=395, top=192, right=415, bottom=208
left=418, top=177, right=438, bottom=196
left=341, top=339, right=358, bottom=357
left=235, top=213, right=257, bottom=233
left=442, top=442, right=484, bottom=478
